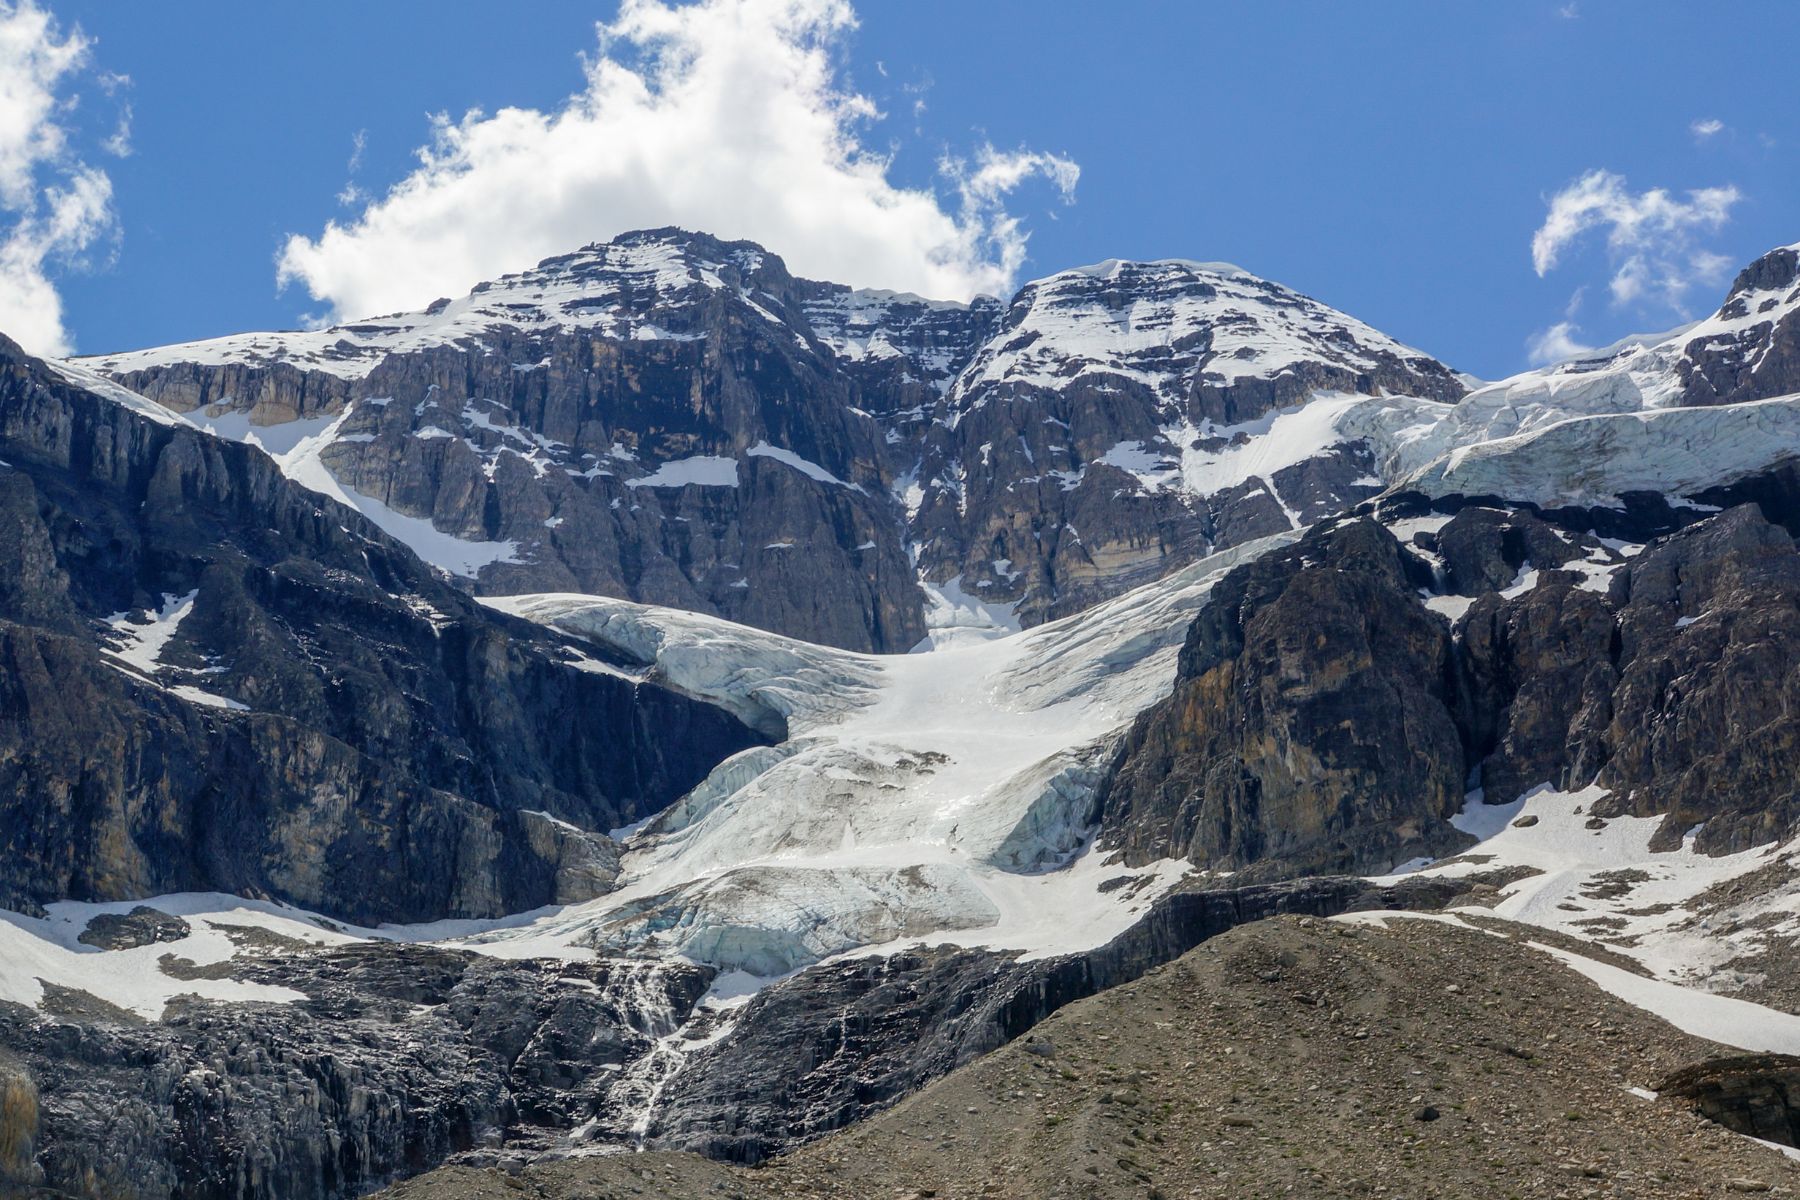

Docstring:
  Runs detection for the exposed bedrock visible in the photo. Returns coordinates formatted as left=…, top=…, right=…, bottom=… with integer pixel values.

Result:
left=1099, top=481, right=1800, bottom=877
left=0, top=336, right=763, bottom=924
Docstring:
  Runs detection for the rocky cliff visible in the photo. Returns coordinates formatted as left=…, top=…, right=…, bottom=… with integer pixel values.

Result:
left=0, top=335, right=761, bottom=924
left=1100, top=478, right=1800, bottom=878
left=81, top=231, right=1466, bottom=649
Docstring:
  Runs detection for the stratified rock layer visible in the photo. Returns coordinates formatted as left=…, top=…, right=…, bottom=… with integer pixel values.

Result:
left=0, top=335, right=761, bottom=924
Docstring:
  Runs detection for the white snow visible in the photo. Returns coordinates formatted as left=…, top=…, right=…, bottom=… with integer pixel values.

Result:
left=72, top=235, right=765, bottom=381
left=0, top=896, right=336, bottom=1017
left=1096, top=439, right=1180, bottom=490
left=626, top=455, right=741, bottom=489
left=465, top=535, right=1293, bottom=978
left=99, top=591, right=248, bottom=711
left=1384, top=783, right=1784, bottom=987
left=914, top=574, right=1023, bottom=650
left=952, top=260, right=1441, bottom=404
left=45, top=358, right=184, bottom=425
left=745, top=441, right=862, bottom=491
left=1174, top=394, right=1370, bottom=500
left=143, top=399, right=523, bottom=580
left=1533, top=943, right=1800, bottom=1055
left=1333, top=910, right=1800, bottom=1060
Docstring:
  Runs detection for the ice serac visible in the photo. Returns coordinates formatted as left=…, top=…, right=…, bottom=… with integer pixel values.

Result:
left=475, top=539, right=1291, bottom=977
left=1365, top=240, right=1800, bottom=509
left=0, top=332, right=763, bottom=925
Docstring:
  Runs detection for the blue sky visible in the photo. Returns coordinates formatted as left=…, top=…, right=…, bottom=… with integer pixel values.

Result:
left=7, top=0, right=1799, bottom=378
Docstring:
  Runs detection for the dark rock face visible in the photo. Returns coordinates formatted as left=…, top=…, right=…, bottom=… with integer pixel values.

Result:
left=76, top=907, right=192, bottom=950
left=1680, top=245, right=1800, bottom=407
left=0, top=337, right=762, bottom=924
left=1096, top=518, right=1468, bottom=878
left=102, top=231, right=941, bottom=653
left=87, top=231, right=1467, bottom=649
left=1660, top=1053, right=1800, bottom=1148
left=1100, top=487, right=1800, bottom=879
left=1589, top=505, right=1800, bottom=852
left=3, top=946, right=713, bottom=1200
left=642, top=872, right=1488, bottom=1163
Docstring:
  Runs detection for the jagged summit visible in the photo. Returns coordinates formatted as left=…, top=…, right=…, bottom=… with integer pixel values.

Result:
left=81, top=226, right=807, bottom=380
left=78, top=228, right=1461, bottom=404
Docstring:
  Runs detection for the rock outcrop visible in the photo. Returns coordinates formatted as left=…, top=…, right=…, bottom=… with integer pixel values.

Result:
left=1660, top=1053, right=1800, bottom=1149
left=1101, top=486, right=1800, bottom=878
left=2, top=946, right=713, bottom=1200
left=1096, top=517, right=1467, bottom=878
left=0, top=335, right=762, bottom=924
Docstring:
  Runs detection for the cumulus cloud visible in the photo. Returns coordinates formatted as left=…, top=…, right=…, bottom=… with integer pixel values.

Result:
left=1690, top=117, right=1725, bottom=141
left=1531, top=168, right=1740, bottom=311
left=277, top=0, right=1079, bottom=322
left=0, top=0, right=118, bottom=357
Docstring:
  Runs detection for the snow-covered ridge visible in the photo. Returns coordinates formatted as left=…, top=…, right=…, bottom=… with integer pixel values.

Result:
left=951, top=257, right=1452, bottom=403
left=75, top=230, right=780, bottom=381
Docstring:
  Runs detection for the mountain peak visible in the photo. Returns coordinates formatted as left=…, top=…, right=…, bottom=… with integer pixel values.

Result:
left=953, top=252, right=1463, bottom=407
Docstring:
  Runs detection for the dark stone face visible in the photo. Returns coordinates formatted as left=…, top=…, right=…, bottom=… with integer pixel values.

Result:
left=1678, top=246, right=1800, bottom=407
left=0, top=338, right=763, bottom=926
left=1099, top=486, right=1800, bottom=880
left=1096, top=516, right=1468, bottom=879
left=1660, top=1053, right=1800, bottom=1148
left=75, top=907, right=192, bottom=951
left=94, top=230, right=1469, bottom=651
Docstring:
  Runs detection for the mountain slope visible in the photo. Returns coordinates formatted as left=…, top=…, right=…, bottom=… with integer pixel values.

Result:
left=75, top=230, right=1468, bottom=649
left=0, top=333, right=761, bottom=925
left=10, top=236, right=1800, bottom=1200
left=381, top=915, right=1799, bottom=1200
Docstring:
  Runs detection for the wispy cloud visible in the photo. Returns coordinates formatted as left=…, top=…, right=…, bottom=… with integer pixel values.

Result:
left=0, top=0, right=121, bottom=356
left=1525, top=320, right=1597, bottom=366
left=1531, top=168, right=1740, bottom=311
left=278, top=0, right=1079, bottom=323
left=1690, top=117, right=1725, bottom=141
left=336, top=129, right=368, bottom=207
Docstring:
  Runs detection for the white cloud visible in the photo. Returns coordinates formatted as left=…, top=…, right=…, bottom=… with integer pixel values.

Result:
left=1691, top=117, right=1725, bottom=141
left=277, top=0, right=1079, bottom=322
left=0, top=0, right=119, bottom=357
left=1531, top=168, right=1740, bottom=311
left=1525, top=320, right=1597, bottom=366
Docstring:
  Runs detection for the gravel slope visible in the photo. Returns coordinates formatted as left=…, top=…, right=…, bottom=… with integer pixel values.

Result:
left=382, top=914, right=1798, bottom=1199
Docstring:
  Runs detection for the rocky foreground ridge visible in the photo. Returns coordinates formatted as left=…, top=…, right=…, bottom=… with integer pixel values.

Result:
left=382, top=916, right=1800, bottom=1200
